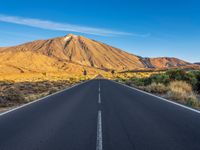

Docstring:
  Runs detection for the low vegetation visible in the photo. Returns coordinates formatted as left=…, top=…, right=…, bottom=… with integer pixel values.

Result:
left=0, top=69, right=112, bottom=109
left=167, top=81, right=198, bottom=106
left=1, top=69, right=200, bottom=110
left=115, top=69, right=200, bottom=109
left=0, top=80, right=77, bottom=107
left=143, top=83, right=168, bottom=94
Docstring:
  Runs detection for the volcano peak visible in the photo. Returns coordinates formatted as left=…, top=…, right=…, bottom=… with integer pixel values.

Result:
left=0, top=34, right=192, bottom=74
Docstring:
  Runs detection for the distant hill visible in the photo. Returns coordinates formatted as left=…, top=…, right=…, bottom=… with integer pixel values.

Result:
left=0, top=34, right=194, bottom=74
left=141, top=57, right=191, bottom=68
left=194, top=63, right=200, bottom=65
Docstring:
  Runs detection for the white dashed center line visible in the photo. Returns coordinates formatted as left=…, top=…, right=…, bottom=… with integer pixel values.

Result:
left=98, top=92, right=101, bottom=104
left=98, top=82, right=101, bottom=104
left=96, top=81, right=103, bottom=150
left=96, top=110, right=103, bottom=150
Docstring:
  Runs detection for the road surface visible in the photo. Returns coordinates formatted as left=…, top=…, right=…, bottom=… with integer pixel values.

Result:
left=0, top=79, right=200, bottom=150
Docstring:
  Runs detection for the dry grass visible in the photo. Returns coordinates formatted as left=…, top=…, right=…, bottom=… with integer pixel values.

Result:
left=0, top=80, right=80, bottom=107
left=144, top=83, right=168, bottom=94
left=0, top=71, right=107, bottom=108
left=169, top=81, right=193, bottom=94
left=0, top=87, right=25, bottom=107
left=115, top=71, right=200, bottom=109
left=167, top=81, right=199, bottom=107
left=0, top=72, right=94, bottom=82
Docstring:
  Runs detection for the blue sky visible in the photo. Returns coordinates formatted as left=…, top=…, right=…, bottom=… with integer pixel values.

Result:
left=0, top=0, right=199, bottom=62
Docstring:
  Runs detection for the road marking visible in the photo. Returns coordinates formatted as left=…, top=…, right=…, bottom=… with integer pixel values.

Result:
left=0, top=80, right=90, bottom=116
left=114, top=81, right=200, bottom=114
left=98, top=93, right=101, bottom=104
left=99, top=81, right=101, bottom=92
left=98, top=81, right=101, bottom=104
left=96, top=110, right=103, bottom=150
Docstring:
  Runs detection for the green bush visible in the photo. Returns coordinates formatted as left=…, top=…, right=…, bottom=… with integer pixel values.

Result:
left=130, top=78, right=146, bottom=86
left=129, top=73, right=170, bottom=86
left=166, top=69, right=186, bottom=81
left=148, top=74, right=170, bottom=85
left=192, top=71, right=200, bottom=93
left=184, top=72, right=198, bottom=87
left=120, top=69, right=200, bottom=95
left=166, top=69, right=197, bottom=87
left=186, top=97, right=199, bottom=107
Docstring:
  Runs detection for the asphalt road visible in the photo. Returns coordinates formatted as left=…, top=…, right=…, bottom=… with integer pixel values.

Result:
left=0, top=79, right=200, bottom=150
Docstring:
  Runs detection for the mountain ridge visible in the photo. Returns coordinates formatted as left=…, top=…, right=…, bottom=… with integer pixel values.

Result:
left=194, top=63, right=200, bottom=65
left=0, top=34, right=194, bottom=74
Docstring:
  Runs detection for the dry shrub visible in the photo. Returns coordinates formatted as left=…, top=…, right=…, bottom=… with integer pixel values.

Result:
left=186, top=95, right=200, bottom=107
left=125, top=80, right=132, bottom=86
left=48, top=87, right=60, bottom=94
left=145, top=83, right=168, bottom=94
left=0, top=87, right=25, bottom=106
left=169, top=81, right=193, bottom=93
left=167, top=81, right=199, bottom=107
left=25, top=92, right=49, bottom=102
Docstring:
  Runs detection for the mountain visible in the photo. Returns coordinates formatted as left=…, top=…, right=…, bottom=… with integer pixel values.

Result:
left=141, top=57, right=191, bottom=68
left=0, top=34, right=193, bottom=74
left=194, top=63, right=200, bottom=65
left=0, top=34, right=144, bottom=71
